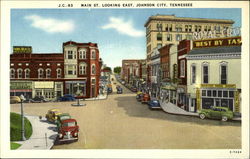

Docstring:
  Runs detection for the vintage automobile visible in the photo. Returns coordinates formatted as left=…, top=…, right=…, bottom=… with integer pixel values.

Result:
left=198, top=106, right=234, bottom=122
left=148, top=100, right=161, bottom=110
left=30, top=96, right=49, bottom=103
left=56, top=113, right=72, bottom=128
left=10, top=96, right=21, bottom=104
left=45, top=109, right=62, bottom=123
left=58, top=119, right=79, bottom=141
left=58, top=94, right=76, bottom=101
left=107, top=87, right=113, bottom=94
left=117, top=87, right=123, bottom=94
left=136, top=91, right=143, bottom=101
left=131, top=87, right=137, bottom=92
left=141, top=93, right=151, bottom=104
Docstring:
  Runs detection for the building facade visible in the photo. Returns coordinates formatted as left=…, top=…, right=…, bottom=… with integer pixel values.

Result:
left=10, top=41, right=102, bottom=100
left=144, top=14, right=234, bottom=89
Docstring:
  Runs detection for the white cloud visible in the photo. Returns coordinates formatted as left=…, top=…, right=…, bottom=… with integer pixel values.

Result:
left=24, top=15, right=74, bottom=33
left=101, top=17, right=144, bottom=37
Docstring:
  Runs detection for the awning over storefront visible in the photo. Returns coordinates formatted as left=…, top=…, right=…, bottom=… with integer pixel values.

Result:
left=10, top=89, right=32, bottom=92
left=161, top=85, right=176, bottom=90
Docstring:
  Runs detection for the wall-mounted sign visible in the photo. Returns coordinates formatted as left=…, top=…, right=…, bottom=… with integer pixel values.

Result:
left=13, top=46, right=32, bottom=54
left=192, top=27, right=241, bottom=40
left=193, top=36, right=241, bottom=48
left=34, top=82, right=54, bottom=89
left=10, top=82, right=32, bottom=89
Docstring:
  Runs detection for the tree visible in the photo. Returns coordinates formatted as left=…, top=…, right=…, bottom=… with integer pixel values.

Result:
left=103, top=67, right=112, bottom=72
left=113, top=66, right=121, bottom=74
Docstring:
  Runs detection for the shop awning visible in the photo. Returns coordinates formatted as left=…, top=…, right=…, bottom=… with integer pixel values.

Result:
left=161, top=85, right=176, bottom=90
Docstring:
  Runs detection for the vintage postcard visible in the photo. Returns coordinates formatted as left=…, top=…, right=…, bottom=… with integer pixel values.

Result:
left=0, top=0, right=249, bottom=158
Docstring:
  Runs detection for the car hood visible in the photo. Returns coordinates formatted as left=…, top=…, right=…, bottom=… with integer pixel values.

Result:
left=61, top=126, right=78, bottom=132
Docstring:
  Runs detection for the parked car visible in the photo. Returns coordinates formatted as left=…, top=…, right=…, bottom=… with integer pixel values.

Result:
left=59, top=94, right=75, bottom=101
left=198, top=106, right=233, bottom=122
left=10, top=96, right=21, bottom=104
left=141, top=93, right=151, bottom=104
left=136, top=92, right=143, bottom=101
left=117, top=87, right=123, bottom=94
left=30, top=96, right=49, bottom=103
left=56, top=113, right=72, bottom=129
left=131, top=87, right=137, bottom=92
left=107, top=87, right=113, bottom=93
left=58, top=119, right=79, bottom=142
left=148, top=100, right=161, bottom=110
left=46, top=108, right=62, bottom=123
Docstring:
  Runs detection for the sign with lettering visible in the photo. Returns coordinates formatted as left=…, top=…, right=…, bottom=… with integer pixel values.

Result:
left=193, top=37, right=241, bottom=48
left=13, top=46, right=32, bottom=54
left=34, top=82, right=54, bottom=89
left=10, top=82, right=32, bottom=89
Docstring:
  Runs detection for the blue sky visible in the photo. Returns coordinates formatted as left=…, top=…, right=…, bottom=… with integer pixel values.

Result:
left=11, top=8, right=241, bottom=68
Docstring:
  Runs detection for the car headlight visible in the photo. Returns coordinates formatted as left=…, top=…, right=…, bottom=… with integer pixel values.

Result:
left=59, top=133, right=63, bottom=138
left=74, top=132, right=78, bottom=137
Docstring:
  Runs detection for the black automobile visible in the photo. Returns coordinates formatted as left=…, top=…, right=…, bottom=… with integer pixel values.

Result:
left=30, top=96, right=49, bottom=103
left=117, top=87, right=123, bottom=94
left=107, top=87, right=113, bottom=94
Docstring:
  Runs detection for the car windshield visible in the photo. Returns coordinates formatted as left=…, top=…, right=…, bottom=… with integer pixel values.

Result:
left=60, top=116, right=70, bottom=120
left=63, top=121, right=76, bottom=127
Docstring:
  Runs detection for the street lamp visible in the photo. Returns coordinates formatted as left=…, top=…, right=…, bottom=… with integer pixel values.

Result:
left=71, top=83, right=86, bottom=107
left=19, top=94, right=26, bottom=141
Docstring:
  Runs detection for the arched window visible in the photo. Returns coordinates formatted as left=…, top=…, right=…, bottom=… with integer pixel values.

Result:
left=91, top=64, right=96, bottom=75
left=10, top=69, right=15, bottom=79
left=38, top=68, right=44, bottom=78
left=191, top=64, right=196, bottom=84
left=17, top=68, right=23, bottom=79
left=91, top=50, right=96, bottom=59
left=79, top=49, right=87, bottom=59
left=79, top=62, right=87, bottom=75
left=220, top=61, right=228, bottom=84
left=46, top=68, right=51, bottom=78
left=56, top=68, right=62, bottom=78
left=24, top=69, right=30, bottom=79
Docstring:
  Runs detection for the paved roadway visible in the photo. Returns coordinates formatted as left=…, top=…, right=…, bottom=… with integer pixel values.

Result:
left=10, top=75, right=241, bottom=149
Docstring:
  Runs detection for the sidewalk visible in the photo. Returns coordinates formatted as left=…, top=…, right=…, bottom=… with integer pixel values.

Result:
left=16, top=116, right=57, bottom=150
left=160, top=100, right=241, bottom=121
left=85, top=92, right=108, bottom=101
left=160, top=100, right=199, bottom=117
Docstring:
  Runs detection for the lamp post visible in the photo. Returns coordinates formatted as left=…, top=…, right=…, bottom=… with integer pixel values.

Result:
left=20, top=94, right=26, bottom=141
left=71, top=83, right=86, bottom=106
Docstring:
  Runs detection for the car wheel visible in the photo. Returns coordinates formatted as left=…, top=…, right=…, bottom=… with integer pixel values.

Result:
left=222, top=116, right=228, bottom=122
left=199, top=113, right=206, bottom=120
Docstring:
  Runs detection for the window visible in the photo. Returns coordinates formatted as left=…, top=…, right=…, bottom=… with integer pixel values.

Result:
left=166, top=24, right=172, bottom=32
left=213, top=90, right=217, bottom=97
left=91, top=50, right=96, bottom=59
left=157, top=23, right=162, bottom=31
left=25, top=69, right=30, bottom=79
left=218, top=90, right=222, bottom=97
left=203, top=65, right=209, bottom=84
left=186, top=34, right=192, bottom=40
left=38, top=68, right=44, bottom=78
left=56, top=68, right=62, bottom=78
left=180, top=60, right=185, bottom=77
left=157, top=33, right=162, bottom=41
left=175, top=24, right=182, bottom=32
left=67, top=65, right=74, bottom=75
left=166, top=34, right=172, bottom=41
left=229, top=91, right=234, bottom=98
left=220, top=65, right=227, bottom=84
left=207, top=90, right=212, bottom=97
left=79, top=62, right=87, bottom=75
left=10, top=69, right=15, bottom=78
left=91, top=64, right=96, bottom=75
left=176, top=34, right=182, bottom=41
left=17, top=69, right=23, bottom=79
left=195, top=25, right=202, bottom=32
left=79, top=50, right=86, bottom=59
left=191, top=65, right=196, bottom=84
left=157, top=43, right=162, bottom=49
left=202, top=90, right=206, bottom=96
left=46, top=69, right=51, bottom=78
left=223, top=91, right=228, bottom=97
left=67, top=51, right=73, bottom=59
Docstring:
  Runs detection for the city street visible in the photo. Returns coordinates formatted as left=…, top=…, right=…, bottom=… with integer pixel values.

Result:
left=10, top=75, right=241, bottom=149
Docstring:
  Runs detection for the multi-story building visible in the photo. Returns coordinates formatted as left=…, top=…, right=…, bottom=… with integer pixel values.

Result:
left=150, top=48, right=161, bottom=97
left=10, top=41, right=102, bottom=100
left=144, top=14, right=234, bottom=87
left=186, top=36, right=241, bottom=113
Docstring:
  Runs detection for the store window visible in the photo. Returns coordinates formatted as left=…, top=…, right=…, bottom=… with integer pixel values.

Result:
left=25, top=69, right=30, bottom=79
left=10, top=69, right=15, bottom=79
left=38, top=68, right=44, bottom=78
left=79, top=62, right=87, bottom=75
left=166, top=34, right=172, bottom=41
left=91, top=64, right=96, bottom=75
left=46, top=69, right=51, bottom=78
left=56, top=68, right=62, bottom=78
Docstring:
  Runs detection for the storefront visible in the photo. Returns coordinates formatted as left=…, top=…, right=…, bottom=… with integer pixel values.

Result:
left=65, top=80, right=86, bottom=97
left=10, top=81, right=32, bottom=99
left=196, top=84, right=240, bottom=112
left=161, top=82, right=177, bottom=104
left=34, top=81, right=54, bottom=99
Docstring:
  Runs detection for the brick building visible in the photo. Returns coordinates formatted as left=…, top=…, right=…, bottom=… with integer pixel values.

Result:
left=10, top=41, right=102, bottom=100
